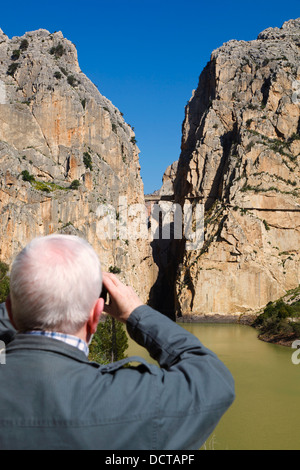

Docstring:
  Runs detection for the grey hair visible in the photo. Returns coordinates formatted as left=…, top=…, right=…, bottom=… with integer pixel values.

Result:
left=9, top=234, right=102, bottom=334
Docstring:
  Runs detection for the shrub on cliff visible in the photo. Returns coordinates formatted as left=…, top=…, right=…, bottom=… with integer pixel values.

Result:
left=11, top=49, right=20, bottom=61
left=49, top=43, right=65, bottom=59
left=67, top=75, right=79, bottom=87
left=70, top=179, right=80, bottom=190
left=53, top=71, right=62, bottom=80
left=19, top=39, right=29, bottom=51
left=83, top=152, right=93, bottom=171
left=0, top=262, right=10, bottom=304
left=109, top=266, right=121, bottom=274
left=21, top=170, right=35, bottom=182
left=7, top=62, right=19, bottom=76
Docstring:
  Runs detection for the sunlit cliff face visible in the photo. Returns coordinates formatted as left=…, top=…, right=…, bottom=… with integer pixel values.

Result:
left=0, top=28, right=157, bottom=304
left=173, top=19, right=300, bottom=318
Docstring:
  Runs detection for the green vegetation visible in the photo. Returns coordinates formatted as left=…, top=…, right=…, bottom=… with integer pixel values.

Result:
left=240, top=182, right=298, bottom=197
left=54, top=71, right=62, bottom=80
left=59, top=66, right=68, bottom=76
left=21, top=170, right=35, bottom=182
left=69, top=179, right=80, bottom=190
left=11, top=49, right=21, bottom=61
left=246, top=129, right=298, bottom=163
left=130, top=136, right=137, bottom=145
left=109, top=266, right=121, bottom=274
left=7, top=39, right=28, bottom=77
left=0, top=262, right=10, bottom=303
left=290, top=132, right=300, bottom=141
left=67, top=75, right=79, bottom=87
left=21, top=171, right=67, bottom=192
left=19, top=39, right=29, bottom=51
left=253, top=293, right=300, bottom=345
left=7, top=62, right=19, bottom=77
left=61, top=221, right=74, bottom=229
left=49, top=43, right=65, bottom=59
left=252, top=171, right=297, bottom=187
left=32, top=181, right=67, bottom=193
left=83, top=152, right=93, bottom=171
left=89, top=316, right=128, bottom=364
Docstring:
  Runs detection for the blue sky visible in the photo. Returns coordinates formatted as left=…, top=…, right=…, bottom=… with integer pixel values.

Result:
left=1, top=0, right=299, bottom=194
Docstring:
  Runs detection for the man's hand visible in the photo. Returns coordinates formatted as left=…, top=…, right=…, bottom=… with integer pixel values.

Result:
left=102, top=272, right=143, bottom=323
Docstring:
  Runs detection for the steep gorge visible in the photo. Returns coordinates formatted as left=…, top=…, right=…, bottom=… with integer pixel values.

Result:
left=1, top=20, right=300, bottom=322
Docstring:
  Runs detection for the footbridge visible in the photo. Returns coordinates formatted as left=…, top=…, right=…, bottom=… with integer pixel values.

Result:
left=144, top=194, right=203, bottom=203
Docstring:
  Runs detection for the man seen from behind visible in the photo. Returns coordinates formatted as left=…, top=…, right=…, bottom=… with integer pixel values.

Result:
left=0, top=234, right=235, bottom=450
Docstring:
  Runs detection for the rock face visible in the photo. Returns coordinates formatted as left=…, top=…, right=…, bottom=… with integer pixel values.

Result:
left=158, top=160, right=178, bottom=196
left=0, top=29, right=157, bottom=301
left=174, top=18, right=300, bottom=320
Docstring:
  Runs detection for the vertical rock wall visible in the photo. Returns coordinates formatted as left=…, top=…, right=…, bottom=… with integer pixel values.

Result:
left=174, top=19, right=300, bottom=319
left=0, top=29, right=157, bottom=302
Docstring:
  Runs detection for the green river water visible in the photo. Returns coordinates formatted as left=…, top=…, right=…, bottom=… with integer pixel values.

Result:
left=126, top=322, right=300, bottom=450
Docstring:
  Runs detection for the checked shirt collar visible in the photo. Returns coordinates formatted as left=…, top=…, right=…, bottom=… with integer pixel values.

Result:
left=24, top=330, right=89, bottom=357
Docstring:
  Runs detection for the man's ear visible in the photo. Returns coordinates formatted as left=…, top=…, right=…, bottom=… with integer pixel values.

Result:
left=5, top=294, right=17, bottom=330
left=88, top=298, right=104, bottom=335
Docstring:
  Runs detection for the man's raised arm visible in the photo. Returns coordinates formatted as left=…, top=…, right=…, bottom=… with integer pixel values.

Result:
left=102, top=273, right=235, bottom=450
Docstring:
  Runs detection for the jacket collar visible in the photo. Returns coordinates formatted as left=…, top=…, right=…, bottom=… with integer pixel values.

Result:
left=6, top=333, right=96, bottom=366
left=6, top=333, right=155, bottom=374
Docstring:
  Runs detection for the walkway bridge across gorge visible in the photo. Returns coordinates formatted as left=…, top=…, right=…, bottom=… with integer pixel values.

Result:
left=144, top=194, right=203, bottom=203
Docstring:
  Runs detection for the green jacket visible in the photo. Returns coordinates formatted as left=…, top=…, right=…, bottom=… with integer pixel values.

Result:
left=0, top=303, right=235, bottom=450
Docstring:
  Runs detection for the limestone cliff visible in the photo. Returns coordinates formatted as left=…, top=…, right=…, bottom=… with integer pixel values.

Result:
left=174, top=18, right=300, bottom=320
left=0, top=29, right=157, bottom=301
